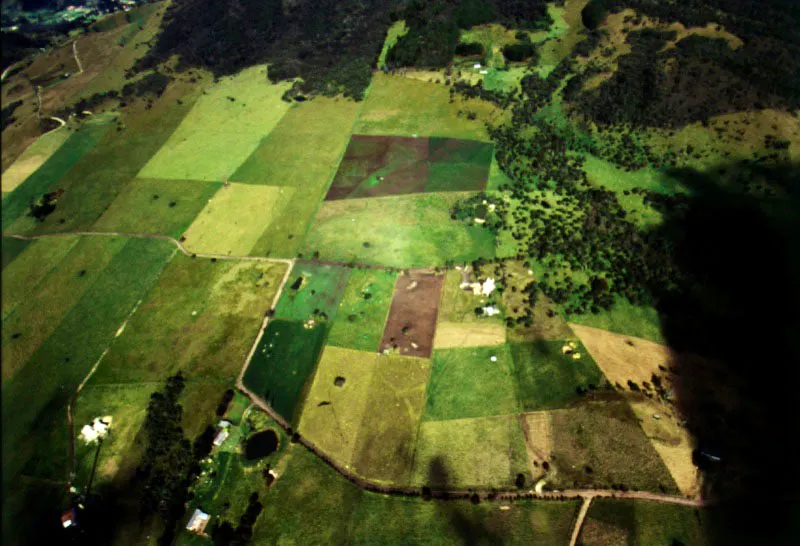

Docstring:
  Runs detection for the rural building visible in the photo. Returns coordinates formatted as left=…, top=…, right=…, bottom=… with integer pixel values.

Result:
left=185, top=508, right=210, bottom=535
left=212, top=429, right=230, bottom=447
left=61, top=507, right=77, bottom=528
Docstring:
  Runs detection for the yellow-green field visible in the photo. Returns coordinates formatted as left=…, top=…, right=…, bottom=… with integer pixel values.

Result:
left=138, top=66, right=293, bottom=181
left=181, top=183, right=294, bottom=256
left=297, top=346, right=381, bottom=467
left=353, top=73, right=495, bottom=141
left=411, top=415, right=531, bottom=488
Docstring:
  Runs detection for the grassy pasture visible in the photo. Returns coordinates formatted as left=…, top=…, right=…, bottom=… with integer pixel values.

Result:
left=509, top=340, right=607, bottom=411
left=568, top=297, right=665, bottom=343
left=1, top=237, right=173, bottom=510
left=181, top=183, right=293, bottom=256
left=424, top=345, right=518, bottom=421
left=378, top=20, right=408, bottom=69
left=89, top=255, right=286, bottom=385
left=1, top=236, right=126, bottom=379
left=1, top=235, right=78, bottom=317
left=351, top=354, right=430, bottom=484
left=354, top=73, right=495, bottom=141
left=275, top=263, right=350, bottom=323
left=583, top=154, right=684, bottom=195
left=243, top=319, right=327, bottom=425
left=231, top=97, right=361, bottom=257
left=411, top=415, right=530, bottom=489
left=351, top=494, right=579, bottom=546
left=92, top=178, right=222, bottom=238
left=327, top=268, right=397, bottom=352
left=1, top=127, right=71, bottom=193
left=578, top=499, right=707, bottom=546
left=296, top=346, right=380, bottom=467
left=253, top=444, right=362, bottom=544
left=549, top=398, right=678, bottom=493
left=2, top=121, right=110, bottom=231
left=139, top=66, right=293, bottom=181
left=304, top=192, right=496, bottom=268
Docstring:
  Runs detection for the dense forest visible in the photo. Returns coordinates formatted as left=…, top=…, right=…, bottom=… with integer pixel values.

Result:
left=570, top=0, right=800, bottom=127
left=386, top=0, right=553, bottom=68
left=136, top=0, right=396, bottom=99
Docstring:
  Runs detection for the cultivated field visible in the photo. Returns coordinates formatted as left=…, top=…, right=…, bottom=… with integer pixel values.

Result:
left=232, top=97, right=361, bottom=257
left=379, top=271, right=444, bottom=358
left=1, top=127, right=70, bottom=193
left=326, top=135, right=493, bottom=199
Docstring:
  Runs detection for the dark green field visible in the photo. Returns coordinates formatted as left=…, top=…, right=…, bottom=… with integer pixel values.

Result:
left=510, top=340, right=607, bottom=411
left=0, top=237, right=30, bottom=269
left=243, top=319, right=328, bottom=425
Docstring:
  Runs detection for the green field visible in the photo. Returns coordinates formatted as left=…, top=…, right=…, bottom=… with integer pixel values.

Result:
left=138, top=66, right=293, bottom=181
left=568, top=297, right=665, bottom=343
left=243, top=319, right=328, bottom=425
left=354, top=73, right=494, bottom=141
left=411, top=415, right=531, bottom=489
left=88, top=256, right=287, bottom=384
left=92, top=178, right=222, bottom=238
left=296, top=346, right=380, bottom=466
left=327, top=268, right=397, bottom=352
left=509, top=340, right=607, bottom=411
left=2, top=121, right=110, bottom=231
left=275, top=263, right=350, bottom=323
left=550, top=398, right=678, bottom=492
left=304, top=192, right=496, bottom=268
left=578, top=498, right=707, bottom=546
left=1, top=237, right=174, bottom=542
left=351, top=354, right=430, bottom=484
left=424, top=345, right=518, bottom=421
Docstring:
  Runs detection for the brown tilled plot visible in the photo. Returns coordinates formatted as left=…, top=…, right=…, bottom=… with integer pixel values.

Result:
left=379, top=271, right=444, bottom=358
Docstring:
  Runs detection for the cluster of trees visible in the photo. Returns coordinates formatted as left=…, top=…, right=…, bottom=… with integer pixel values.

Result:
left=387, top=0, right=552, bottom=69
left=28, top=188, right=64, bottom=221
left=136, top=0, right=393, bottom=99
left=210, top=493, right=264, bottom=546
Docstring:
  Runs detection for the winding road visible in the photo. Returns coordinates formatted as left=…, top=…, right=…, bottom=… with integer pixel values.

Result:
left=4, top=230, right=705, bottom=544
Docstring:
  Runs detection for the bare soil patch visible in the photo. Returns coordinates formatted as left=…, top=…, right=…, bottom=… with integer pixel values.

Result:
left=379, top=271, right=444, bottom=358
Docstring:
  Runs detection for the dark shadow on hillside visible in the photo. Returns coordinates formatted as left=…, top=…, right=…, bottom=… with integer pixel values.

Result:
left=427, top=456, right=502, bottom=546
left=647, top=161, right=800, bottom=545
